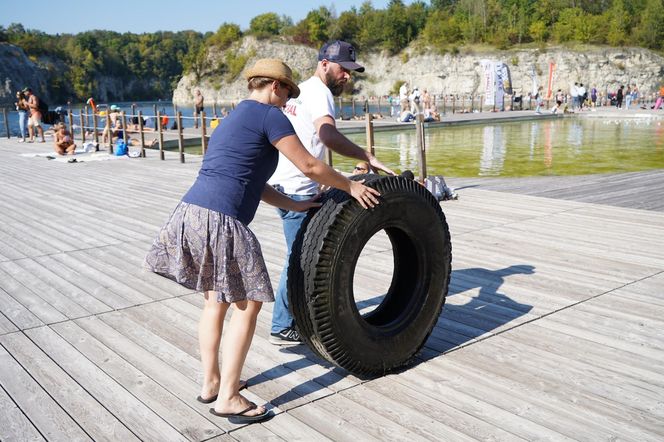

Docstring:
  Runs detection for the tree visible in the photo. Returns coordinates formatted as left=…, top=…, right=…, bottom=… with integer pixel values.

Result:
left=605, top=0, right=629, bottom=46
left=249, top=13, right=284, bottom=38
left=208, top=23, right=242, bottom=48
left=634, top=0, right=664, bottom=49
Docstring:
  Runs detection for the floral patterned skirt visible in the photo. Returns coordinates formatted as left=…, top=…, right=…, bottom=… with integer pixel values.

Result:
left=144, top=202, right=274, bottom=303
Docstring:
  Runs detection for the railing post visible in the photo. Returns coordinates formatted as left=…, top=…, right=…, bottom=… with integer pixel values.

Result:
left=105, top=114, right=114, bottom=153
left=121, top=111, right=128, bottom=144
left=3, top=108, right=10, bottom=139
left=200, top=110, right=207, bottom=156
left=352, top=98, right=356, bottom=118
left=338, top=97, right=344, bottom=120
left=157, top=111, right=165, bottom=160
left=452, top=95, right=456, bottom=114
left=79, top=108, right=85, bottom=143
left=92, top=110, right=99, bottom=143
left=177, top=111, right=184, bottom=163
left=153, top=104, right=158, bottom=130
left=213, top=102, right=218, bottom=117
left=138, top=110, right=146, bottom=157
left=414, top=103, right=427, bottom=184
left=365, top=107, right=375, bottom=157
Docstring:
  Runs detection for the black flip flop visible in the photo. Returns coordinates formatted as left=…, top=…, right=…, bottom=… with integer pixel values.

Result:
left=196, top=380, right=248, bottom=404
left=209, top=402, right=272, bottom=424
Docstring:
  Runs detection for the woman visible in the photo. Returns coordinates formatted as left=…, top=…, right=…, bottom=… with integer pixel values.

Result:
left=54, top=122, right=76, bottom=155
left=144, top=59, right=381, bottom=424
left=15, top=91, right=30, bottom=142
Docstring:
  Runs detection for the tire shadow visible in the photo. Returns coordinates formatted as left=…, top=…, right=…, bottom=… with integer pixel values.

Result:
left=252, top=264, right=535, bottom=406
left=418, top=264, right=535, bottom=360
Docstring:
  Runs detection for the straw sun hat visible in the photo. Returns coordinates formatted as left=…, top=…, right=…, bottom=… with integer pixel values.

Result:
left=244, top=59, right=300, bottom=99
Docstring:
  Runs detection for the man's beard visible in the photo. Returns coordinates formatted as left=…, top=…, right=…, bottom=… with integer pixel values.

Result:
left=325, top=71, right=346, bottom=96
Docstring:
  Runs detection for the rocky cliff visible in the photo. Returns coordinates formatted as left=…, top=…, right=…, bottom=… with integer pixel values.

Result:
left=0, top=43, right=52, bottom=106
left=173, top=37, right=664, bottom=105
left=0, top=42, right=167, bottom=107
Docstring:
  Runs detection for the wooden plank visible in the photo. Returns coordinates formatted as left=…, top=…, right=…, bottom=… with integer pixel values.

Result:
left=83, top=245, right=192, bottom=297
left=1, top=331, right=139, bottom=442
left=421, top=340, right=664, bottom=440
left=0, top=312, right=18, bottom=335
left=33, top=255, right=133, bottom=310
left=0, top=339, right=91, bottom=441
left=258, top=411, right=332, bottom=441
left=339, top=384, right=476, bottom=441
left=0, top=261, right=92, bottom=318
left=48, top=253, right=153, bottom=306
left=51, top=321, right=223, bottom=441
left=14, top=258, right=112, bottom=314
left=24, top=326, right=189, bottom=442
left=367, top=376, right=525, bottom=441
left=0, top=267, right=68, bottom=324
left=0, top=377, right=45, bottom=441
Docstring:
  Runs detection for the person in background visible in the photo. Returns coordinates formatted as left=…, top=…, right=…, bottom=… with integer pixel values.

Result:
left=352, top=161, right=370, bottom=175
left=15, top=90, right=29, bottom=142
left=194, top=89, right=205, bottom=129
left=535, top=86, right=543, bottom=114
left=23, top=87, right=45, bottom=143
left=102, top=105, right=122, bottom=143
left=267, top=40, right=395, bottom=345
left=630, top=84, right=639, bottom=107
left=625, top=85, right=633, bottom=109
left=144, top=58, right=380, bottom=424
left=399, top=81, right=409, bottom=115
left=54, top=122, right=76, bottom=155
left=616, top=85, right=624, bottom=109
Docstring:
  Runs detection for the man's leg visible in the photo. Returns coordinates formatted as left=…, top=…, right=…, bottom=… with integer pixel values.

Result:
left=270, top=194, right=312, bottom=343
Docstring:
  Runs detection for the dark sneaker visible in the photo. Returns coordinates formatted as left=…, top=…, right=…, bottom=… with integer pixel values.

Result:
left=269, top=328, right=302, bottom=346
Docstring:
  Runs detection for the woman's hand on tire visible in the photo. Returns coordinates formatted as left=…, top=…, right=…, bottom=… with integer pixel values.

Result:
left=349, top=180, right=381, bottom=209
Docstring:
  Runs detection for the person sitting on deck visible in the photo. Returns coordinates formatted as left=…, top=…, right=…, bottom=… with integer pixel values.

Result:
left=54, top=122, right=76, bottom=155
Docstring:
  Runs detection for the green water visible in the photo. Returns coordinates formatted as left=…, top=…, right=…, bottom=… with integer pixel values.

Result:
left=169, top=116, right=664, bottom=177
left=339, top=116, right=664, bottom=177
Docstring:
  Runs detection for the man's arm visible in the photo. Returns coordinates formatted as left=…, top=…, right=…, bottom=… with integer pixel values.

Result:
left=315, top=115, right=395, bottom=175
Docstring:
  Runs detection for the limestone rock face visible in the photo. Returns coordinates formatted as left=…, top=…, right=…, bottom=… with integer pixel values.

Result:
left=172, top=36, right=318, bottom=107
left=173, top=39, right=664, bottom=104
left=0, top=43, right=52, bottom=106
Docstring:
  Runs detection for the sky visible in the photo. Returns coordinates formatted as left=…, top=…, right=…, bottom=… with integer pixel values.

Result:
left=2, top=0, right=417, bottom=35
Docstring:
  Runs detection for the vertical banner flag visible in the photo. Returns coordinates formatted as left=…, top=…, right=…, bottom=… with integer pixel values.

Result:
left=481, top=60, right=495, bottom=106
left=547, top=62, right=556, bottom=100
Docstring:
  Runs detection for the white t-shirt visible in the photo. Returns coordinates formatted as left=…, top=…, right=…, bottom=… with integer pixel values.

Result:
left=268, top=76, right=335, bottom=195
left=399, top=84, right=409, bottom=101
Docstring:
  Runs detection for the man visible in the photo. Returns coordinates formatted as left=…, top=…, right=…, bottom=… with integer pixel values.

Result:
left=399, top=81, right=409, bottom=114
left=193, top=89, right=204, bottom=128
left=23, top=87, right=45, bottom=143
left=268, top=40, right=395, bottom=345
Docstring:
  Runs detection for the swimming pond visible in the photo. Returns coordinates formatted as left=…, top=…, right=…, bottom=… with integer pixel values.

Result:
left=337, top=116, right=664, bottom=177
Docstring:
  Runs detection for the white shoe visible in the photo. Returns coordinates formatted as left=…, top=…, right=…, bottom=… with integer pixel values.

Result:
left=18, top=139, right=25, bottom=143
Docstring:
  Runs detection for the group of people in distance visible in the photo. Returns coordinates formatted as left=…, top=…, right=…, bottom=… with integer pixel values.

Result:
left=14, top=87, right=46, bottom=143
left=15, top=87, right=77, bottom=154
left=144, top=41, right=394, bottom=423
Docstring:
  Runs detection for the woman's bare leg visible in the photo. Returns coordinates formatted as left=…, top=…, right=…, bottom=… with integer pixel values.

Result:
left=214, top=300, right=265, bottom=416
left=199, top=291, right=229, bottom=400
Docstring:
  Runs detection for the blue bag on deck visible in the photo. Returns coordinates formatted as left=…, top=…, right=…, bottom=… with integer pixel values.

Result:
left=115, top=139, right=128, bottom=156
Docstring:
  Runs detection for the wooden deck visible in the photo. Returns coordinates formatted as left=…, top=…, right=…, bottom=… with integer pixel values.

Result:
left=1, top=137, right=663, bottom=441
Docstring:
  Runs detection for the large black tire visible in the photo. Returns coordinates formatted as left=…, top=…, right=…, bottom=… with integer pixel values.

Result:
left=288, top=175, right=452, bottom=376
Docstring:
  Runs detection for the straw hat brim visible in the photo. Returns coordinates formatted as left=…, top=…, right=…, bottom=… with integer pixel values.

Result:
left=244, top=61, right=300, bottom=99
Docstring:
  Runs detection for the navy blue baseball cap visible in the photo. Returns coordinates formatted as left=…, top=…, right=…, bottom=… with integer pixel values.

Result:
left=318, top=40, right=365, bottom=72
